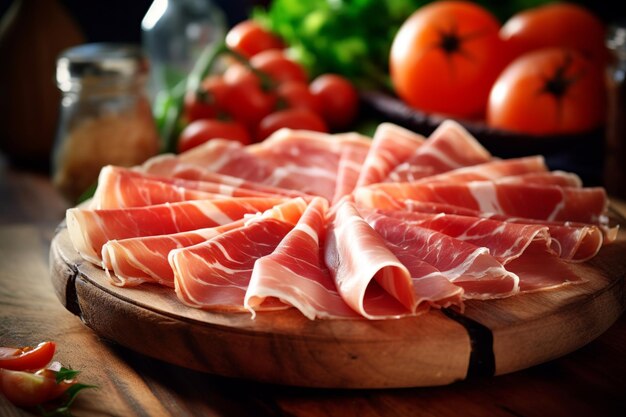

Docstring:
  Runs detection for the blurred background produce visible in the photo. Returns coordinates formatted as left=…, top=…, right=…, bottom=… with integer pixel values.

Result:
left=0, top=0, right=624, bottom=197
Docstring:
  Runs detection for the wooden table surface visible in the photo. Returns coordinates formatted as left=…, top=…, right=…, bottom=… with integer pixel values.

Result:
left=1, top=158, right=625, bottom=417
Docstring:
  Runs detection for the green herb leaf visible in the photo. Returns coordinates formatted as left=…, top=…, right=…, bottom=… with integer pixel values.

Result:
left=55, top=367, right=80, bottom=384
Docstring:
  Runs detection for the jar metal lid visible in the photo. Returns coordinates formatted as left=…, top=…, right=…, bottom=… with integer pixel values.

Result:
left=56, top=43, right=149, bottom=90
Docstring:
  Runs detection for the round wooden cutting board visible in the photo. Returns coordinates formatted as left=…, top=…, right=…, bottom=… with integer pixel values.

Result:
left=49, top=216, right=626, bottom=389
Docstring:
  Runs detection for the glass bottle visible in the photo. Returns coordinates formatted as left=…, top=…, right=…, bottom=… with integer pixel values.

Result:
left=52, top=43, right=160, bottom=203
left=141, top=0, right=227, bottom=100
left=605, top=24, right=626, bottom=199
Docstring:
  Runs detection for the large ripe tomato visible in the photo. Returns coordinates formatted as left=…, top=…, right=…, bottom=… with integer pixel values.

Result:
left=389, top=0, right=506, bottom=119
left=257, top=108, right=328, bottom=141
left=486, top=48, right=606, bottom=135
left=178, top=119, right=251, bottom=153
left=500, top=2, right=608, bottom=65
left=309, top=74, right=359, bottom=130
left=225, top=19, right=284, bottom=59
left=0, top=341, right=55, bottom=371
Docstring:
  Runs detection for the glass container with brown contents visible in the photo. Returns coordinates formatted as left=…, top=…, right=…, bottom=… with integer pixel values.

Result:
left=52, top=43, right=160, bottom=202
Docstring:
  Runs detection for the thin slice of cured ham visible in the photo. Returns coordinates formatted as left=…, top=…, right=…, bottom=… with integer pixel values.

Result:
left=142, top=139, right=276, bottom=182
left=416, top=156, right=548, bottom=184
left=332, top=142, right=370, bottom=204
left=171, top=217, right=297, bottom=311
left=365, top=212, right=519, bottom=300
left=324, top=199, right=417, bottom=319
left=387, top=119, right=491, bottom=182
left=492, top=171, right=582, bottom=188
left=402, top=201, right=606, bottom=262
left=151, top=167, right=311, bottom=199
left=246, top=197, right=360, bottom=319
left=67, top=197, right=285, bottom=264
left=248, top=129, right=371, bottom=200
left=92, top=166, right=280, bottom=209
left=375, top=209, right=554, bottom=264
left=356, top=123, right=425, bottom=187
left=355, top=181, right=608, bottom=224
left=101, top=198, right=309, bottom=287
left=102, top=219, right=245, bottom=287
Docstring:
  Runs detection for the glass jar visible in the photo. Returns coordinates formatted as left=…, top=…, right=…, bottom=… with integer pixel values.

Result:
left=605, top=24, right=626, bottom=199
left=52, top=43, right=160, bottom=203
left=141, top=0, right=227, bottom=99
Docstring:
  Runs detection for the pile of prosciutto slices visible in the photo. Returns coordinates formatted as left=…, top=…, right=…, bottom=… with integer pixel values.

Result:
left=66, top=120, right=617, bottom=320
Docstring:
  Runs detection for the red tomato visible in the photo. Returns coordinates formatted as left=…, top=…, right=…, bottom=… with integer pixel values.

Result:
left=0, top=341, right=55, bottom=371
left=184, top=75, right=230, bottom=122
left=486, top=48, right=606, bottom=135
left=250, top=49, right=308, bottom=85
left=221, top=76, right=277, bottom=132
left=389, top=0, right=506, bottom=119
left=257, top=108, right=328, bottom=141
left=500, top=3, right=608, bottom=65
left=178, top=119, right=251, bottom=153
left=0, top=367, right=74, bottom=407
left=276, top=81, right=322, bottom=114
left=309, top=74, right=359, bottom=130
left=225, top=20, right=285, bottom=59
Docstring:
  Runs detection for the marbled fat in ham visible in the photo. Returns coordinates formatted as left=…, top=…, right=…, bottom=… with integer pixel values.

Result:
left=67, top=122, right=616, bottom=320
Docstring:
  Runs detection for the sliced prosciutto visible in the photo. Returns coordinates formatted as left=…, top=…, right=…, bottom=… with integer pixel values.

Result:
left=248, top=129, right=371, bottom=201
left=324, top=199, right=416, bottom=319
left=142, top=138, right=276, bottom=182
left=355, top=181, right=608, bottom=224
left=365, top=212, right=519, bottom=299
left=402, top=201, right=606, bottom=262
left=246, top=197, right=360, bottom=319
left=375, top=210, right=554, bottom=264
left=101, top=198, right=309, bottom=287
left=331, top=142, right=370, bottom=204
left=102, top=219, right=245, bottom=287
left=356, top=123, right=425, bottom=187
left=67, top=197, right=285, bottom=264
left=92, top=166, right=280, bottom=209
left=416, top=156, right=548, bottom=184
left=387, top=119, right=491, bottom=182
left=171, top=217, right=298, bottom=311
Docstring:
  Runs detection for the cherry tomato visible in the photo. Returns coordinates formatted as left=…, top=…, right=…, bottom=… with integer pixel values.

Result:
left=178, top=119, right=251, bottom=153
left=276, top=81, right=322, bottom=114
left=500, top=3, right=608, bottom=65
left=486, top=48, right=606, bottom=135
left=309, top=74, right=359, bottom=130
left=221, top=76, right=277, bottom=132
left=0, top=341, right=55, bottom=371
left=257, top=108, right=328, bottom=141
left=0, top=366, right=74, bottom=407
left=389, top=0, right=505, bottom=119
left=250, top=49, right=308, bottom=85
left=184, top=75, right=230, bottom=122
left=225, top=20, right=285, bottom=59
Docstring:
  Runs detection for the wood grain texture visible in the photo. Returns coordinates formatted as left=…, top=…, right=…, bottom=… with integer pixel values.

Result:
left=49, top=217, right=626, bottom=389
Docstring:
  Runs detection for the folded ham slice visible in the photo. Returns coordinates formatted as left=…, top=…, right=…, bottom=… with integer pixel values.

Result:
left=246, top=197, right=360, bottom=319
left=387, top=119, right=491, bottom=182
left=67, top=197, right=285, bottom=264
left=356, top=181, right=608, bottom=224
left=101, top=198, right=308, bottom=287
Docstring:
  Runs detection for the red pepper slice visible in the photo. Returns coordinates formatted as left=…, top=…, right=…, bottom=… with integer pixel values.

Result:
left=0, top=341, right=56, bottom=371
